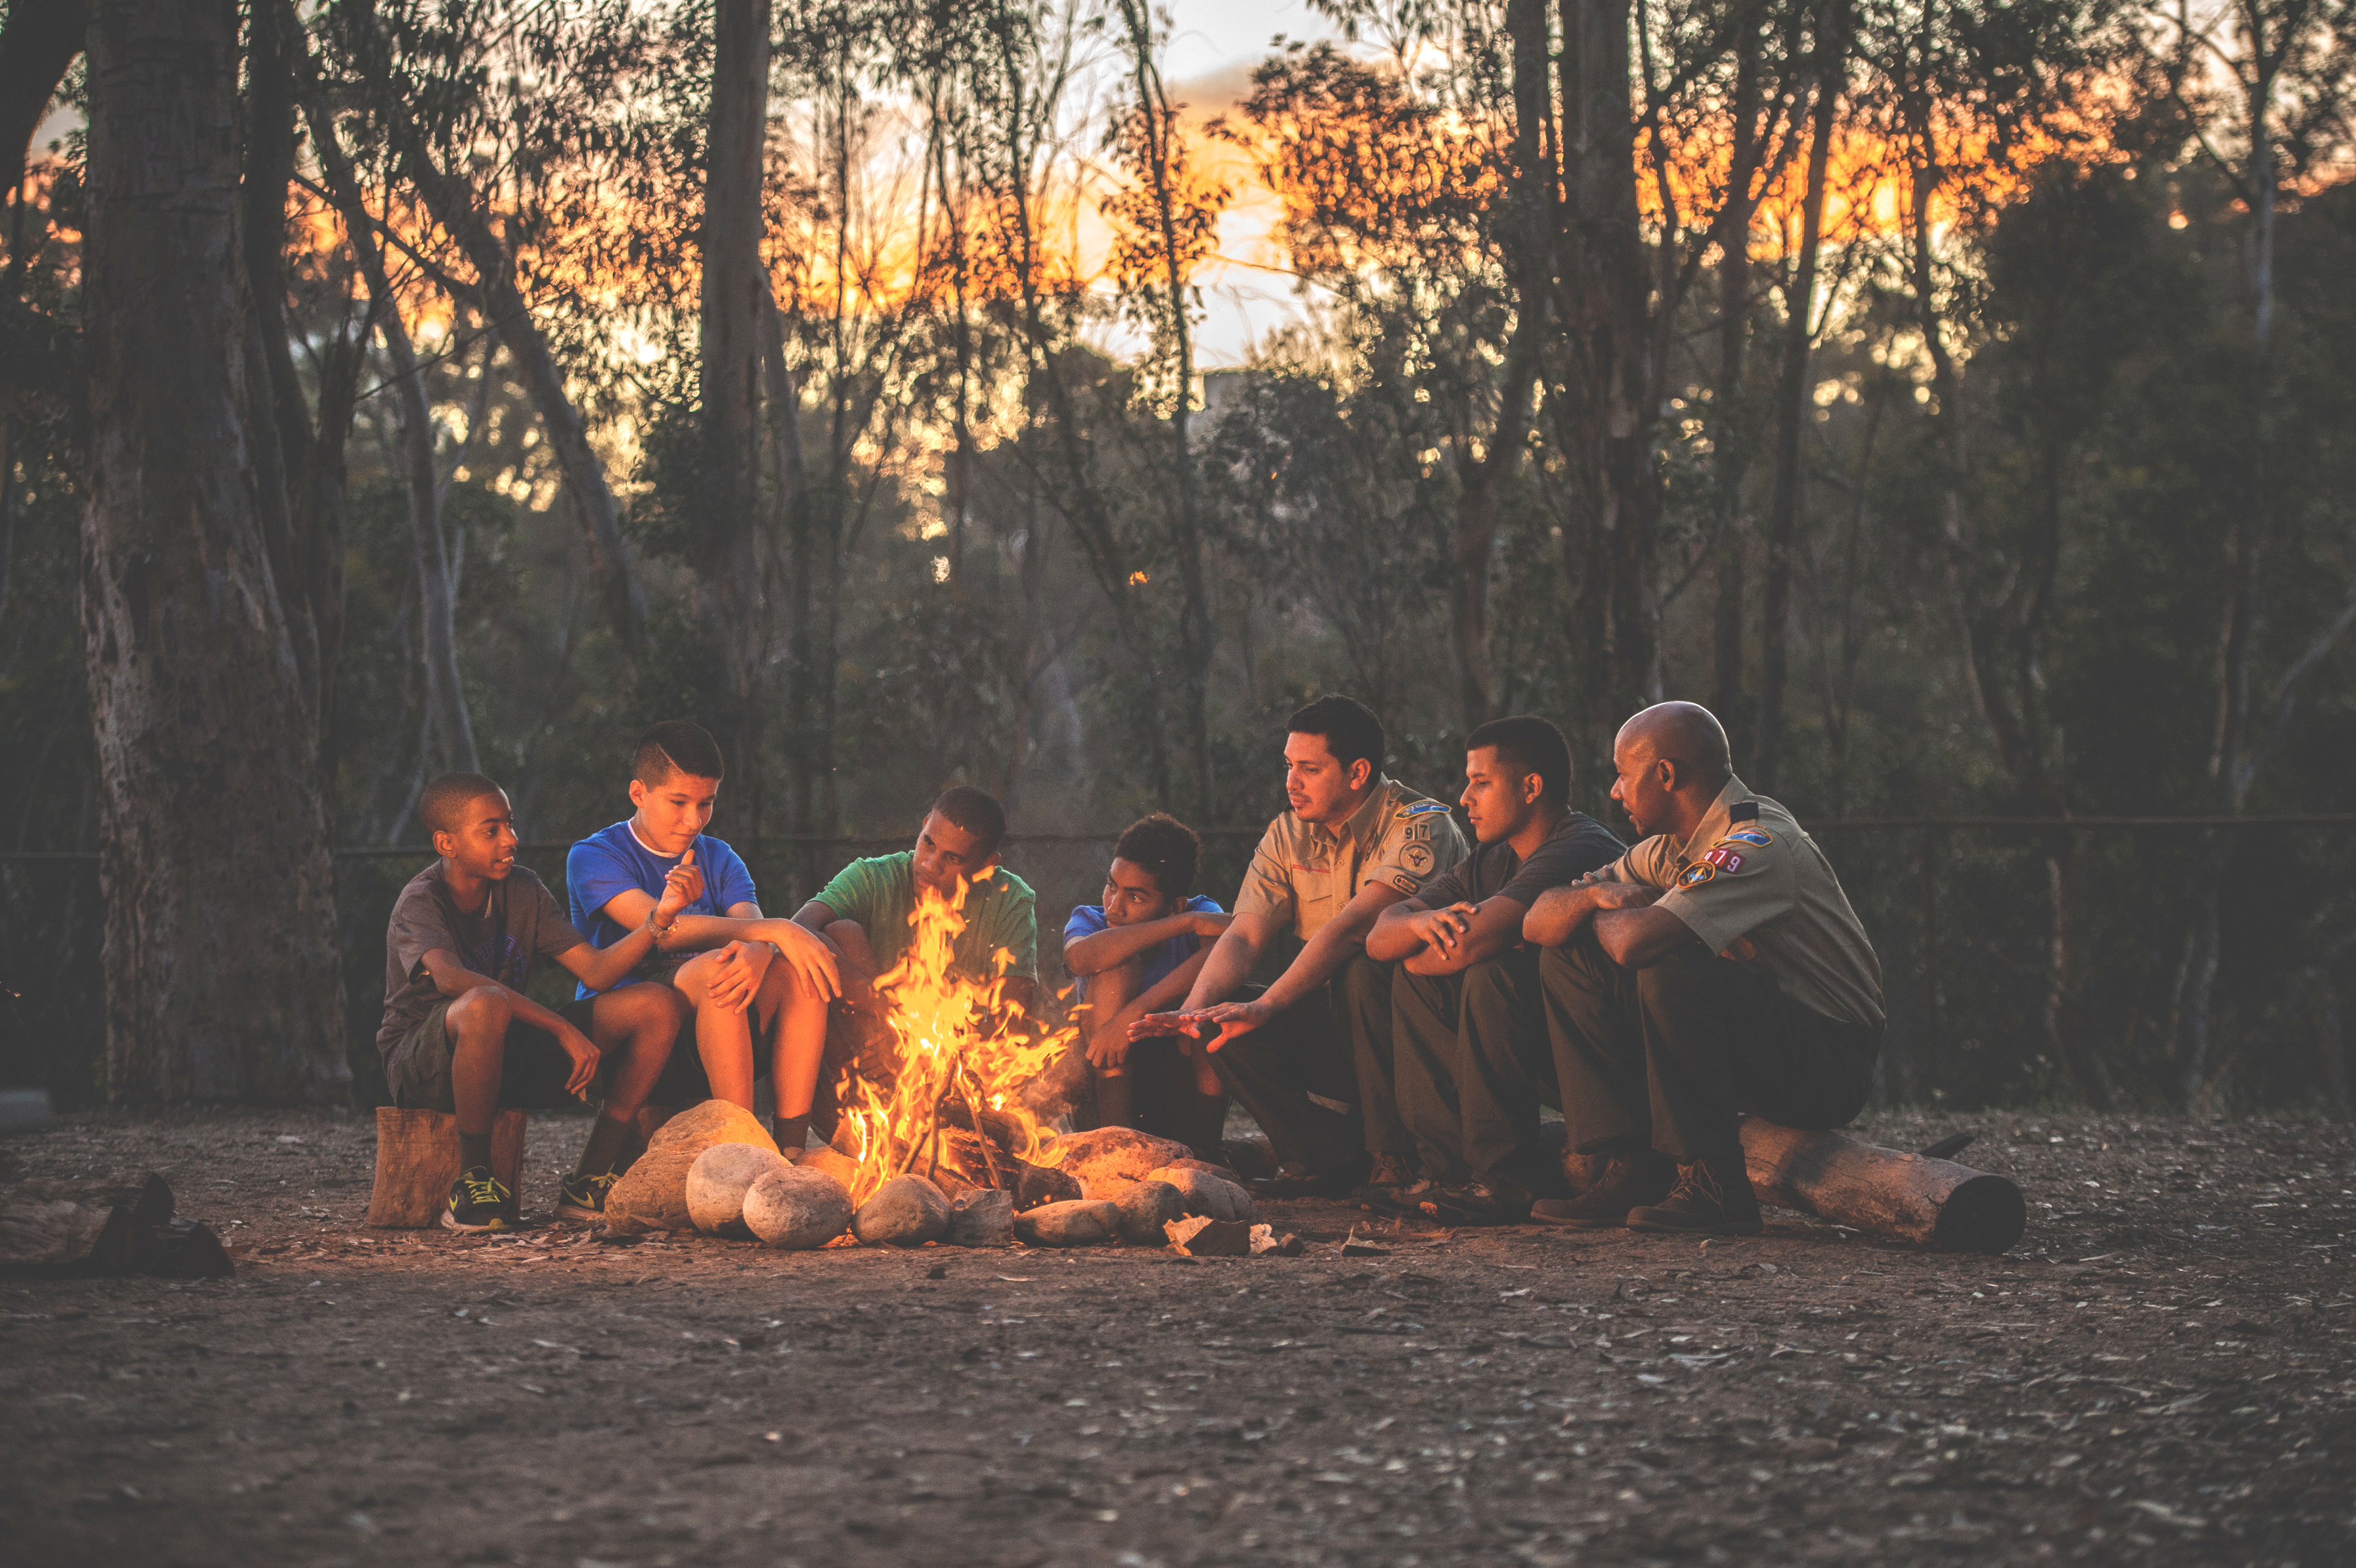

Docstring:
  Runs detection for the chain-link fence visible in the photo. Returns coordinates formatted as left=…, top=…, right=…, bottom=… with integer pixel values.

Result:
left=6, top=817, right=2351, bottom=1112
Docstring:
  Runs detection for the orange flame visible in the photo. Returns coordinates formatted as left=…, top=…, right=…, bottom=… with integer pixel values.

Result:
left=831, top=879, right=1072, bottom=1208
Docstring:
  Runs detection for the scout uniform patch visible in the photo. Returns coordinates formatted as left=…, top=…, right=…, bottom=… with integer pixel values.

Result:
left=1597, top=776, right=1885, bottom=1031
left=1234, top=775, right=1471, bottom=942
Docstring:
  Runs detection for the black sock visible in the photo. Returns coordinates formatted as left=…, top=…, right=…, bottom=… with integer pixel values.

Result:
left=772, top=1113, right=811, bottom=1152
left=458, top=1130, right=493, bottom=1174
left=1094, top=1071, right=1133, bottom=1130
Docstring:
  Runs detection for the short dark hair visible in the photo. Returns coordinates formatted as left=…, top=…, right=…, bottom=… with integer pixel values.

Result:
left=633, top=721, right=726, bottom=788
left=420, top=772, right=506, bottom=837
left=930, top=784, right=1007, bottom=859
left=1287, top=693, right=1384, bottom=774
left=1113, top=812, right=1201, bottom=899
left=1467, top=715, right=1573, bottom=806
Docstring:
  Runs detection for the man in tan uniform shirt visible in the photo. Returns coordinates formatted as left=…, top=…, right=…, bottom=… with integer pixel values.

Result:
left=1522, top=702, right=1883, bottom=1235
left=1132, top=695, right=1467, bottom=1192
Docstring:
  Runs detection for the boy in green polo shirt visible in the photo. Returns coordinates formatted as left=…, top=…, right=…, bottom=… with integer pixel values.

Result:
left=791, top=786, right=1038, bottom=1134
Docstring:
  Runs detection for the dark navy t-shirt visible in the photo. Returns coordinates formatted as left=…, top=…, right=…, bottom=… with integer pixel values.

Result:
left=565, top=820, right=759, bottom=997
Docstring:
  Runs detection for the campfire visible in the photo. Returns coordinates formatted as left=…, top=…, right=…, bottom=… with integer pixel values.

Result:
left=829, top=880, right=1075, bottom=1209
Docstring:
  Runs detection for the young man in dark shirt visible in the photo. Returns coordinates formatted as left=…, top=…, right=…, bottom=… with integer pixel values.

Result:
left=1363, top=715, right=1625, bottom=1222
left=378, top=774, right=694, bottom=1230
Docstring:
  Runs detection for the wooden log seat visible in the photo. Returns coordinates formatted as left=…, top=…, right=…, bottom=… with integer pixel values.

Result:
left=366, top=1107, right=527, bottom=1228
left=1740, top=1116, right=2028, bottom=1253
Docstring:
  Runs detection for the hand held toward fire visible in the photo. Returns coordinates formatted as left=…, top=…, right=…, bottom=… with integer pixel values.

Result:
left=1127, top=1010, right=1202, bottom=1042
left=1194, top=999, right=1269, bottom=1054
left=1085, top=1028, right=1131, bottom=1070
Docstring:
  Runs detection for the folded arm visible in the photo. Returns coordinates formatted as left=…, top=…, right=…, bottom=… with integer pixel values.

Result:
left=1062, top=908, right=1230, bottom=976
left=1397, top=895, right=1533, bottom=976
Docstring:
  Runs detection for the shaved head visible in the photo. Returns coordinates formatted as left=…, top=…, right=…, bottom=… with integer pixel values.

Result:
left=1616, top=702, right=1732, bottom=787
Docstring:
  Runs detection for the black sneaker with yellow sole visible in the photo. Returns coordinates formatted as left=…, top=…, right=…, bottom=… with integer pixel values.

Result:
left=442, top=1166, right=512, bottom=1232
left=557, top=1169, right=619, bottom=1222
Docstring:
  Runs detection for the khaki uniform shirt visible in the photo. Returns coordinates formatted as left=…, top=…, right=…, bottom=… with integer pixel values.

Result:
left=1234, top=777, right=1471, bottom=942
left=1604, top=776, right=1885, bottom=1031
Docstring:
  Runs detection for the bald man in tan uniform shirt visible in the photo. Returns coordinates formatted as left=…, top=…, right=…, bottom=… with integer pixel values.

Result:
left=1522, top=703, right=1883, bottom=1235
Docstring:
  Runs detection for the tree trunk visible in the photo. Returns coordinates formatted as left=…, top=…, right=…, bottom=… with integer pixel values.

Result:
left=1554, top=0, right=1661, bottom=757
left=78, top=0, right=346, bottom=1102
left=305, top=89, right=474, bottom=775
left=702, top=0, right=771, bottom=835
left=1754, top=13, right=1842, bottom=793
left=1709, top=15, right=1762, bottom=759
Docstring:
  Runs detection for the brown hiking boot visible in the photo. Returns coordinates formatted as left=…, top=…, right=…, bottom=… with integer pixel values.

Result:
left=1528, top=1153, right=1674, bottom=1230
left=1627, top=1158, right=1763, bottom=1236
left=1352, top=1152, right=1428, bottom=1213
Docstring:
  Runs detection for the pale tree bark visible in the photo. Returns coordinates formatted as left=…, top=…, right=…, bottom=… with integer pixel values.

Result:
left=396, top=139, right=648, bottom=660
left=78, top=0, right=344, bottom=1101
left=304, top=92, right=476, bottom=776
left=701, top=0, right=773, bottom=836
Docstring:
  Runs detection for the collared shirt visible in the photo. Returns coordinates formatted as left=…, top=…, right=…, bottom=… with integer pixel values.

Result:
left=1233, top=776, right=1471, bottom=942
left=1605, top=775, right=1885, bottom=1030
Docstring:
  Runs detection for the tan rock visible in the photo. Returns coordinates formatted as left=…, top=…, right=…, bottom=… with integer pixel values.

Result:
left=605, top=1100, right=779, bottom=1234
left=1114, top=1179, right=1186, bottom=1245
left=743, top=1166, right=853, bottom=1249
left=1043, top=1127, right=1195, bottom=1199
left=1012, top=1198, right=1121, bottom=1247
left=789, top=1143, right=861, bottom=1191
left=1143, top=1165, right=1256, bottom=1224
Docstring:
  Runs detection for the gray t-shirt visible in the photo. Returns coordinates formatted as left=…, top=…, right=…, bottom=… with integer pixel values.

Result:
left=1414, top=810, right=1626, bottom=911
left=376, top=864, right=584, bottom=1061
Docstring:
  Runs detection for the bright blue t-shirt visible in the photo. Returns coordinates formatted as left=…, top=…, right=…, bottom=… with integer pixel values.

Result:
left=565, top=820, right=759, bottom=997
left=1062, top=895, right=1224, bottom=1000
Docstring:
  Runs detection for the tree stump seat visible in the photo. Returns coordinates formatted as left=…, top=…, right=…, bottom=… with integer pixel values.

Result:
left=365, top=1109, right=527, bottom=1228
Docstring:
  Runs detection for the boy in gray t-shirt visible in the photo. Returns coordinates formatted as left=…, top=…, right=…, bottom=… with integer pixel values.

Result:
left=377, top=772, right=697, bottom=1230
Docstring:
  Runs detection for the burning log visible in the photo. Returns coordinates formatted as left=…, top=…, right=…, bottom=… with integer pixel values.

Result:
left=1041, top=1127, right=1194, bottom=1198
left=0, top=1173, right=231, bottom=1278
left=948, top=1189, right=1014, bottom=1247
left=1739, top=1117, right=2027, bottom=1253
left=853, top=1175, right=952, bottom=1247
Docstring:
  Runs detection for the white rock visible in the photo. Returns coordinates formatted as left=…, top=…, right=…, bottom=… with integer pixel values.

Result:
left=686, top=1143, right=793, bottom=1235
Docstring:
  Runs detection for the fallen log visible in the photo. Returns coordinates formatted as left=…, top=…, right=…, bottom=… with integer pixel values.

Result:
left=0, top=1173, right=233, bottom=1277
left=1740, top=1118, right=2026, bottom=1253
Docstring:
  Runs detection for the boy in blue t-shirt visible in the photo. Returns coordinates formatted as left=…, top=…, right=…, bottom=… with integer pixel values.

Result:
left=1060, top=814, right=1231, bottom=1156
left=567, top=721, right=842, bottom=1149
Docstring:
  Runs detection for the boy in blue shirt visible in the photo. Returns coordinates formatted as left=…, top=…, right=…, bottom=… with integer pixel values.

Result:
left=567, top=721, right=841, bottom=1150
left=1061, top=813, right=1231, bottom=1156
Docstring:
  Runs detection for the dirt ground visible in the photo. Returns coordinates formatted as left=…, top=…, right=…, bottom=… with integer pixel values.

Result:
left=2, top=1108, right=2351, bottom=1568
